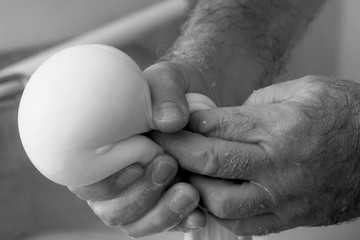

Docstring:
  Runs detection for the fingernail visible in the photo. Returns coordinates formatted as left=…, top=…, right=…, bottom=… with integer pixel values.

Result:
left=152, top=160, right=177, bottom=185
left=169, top=189, right=194, bottom=213
left=157, top=101, right=184, bottom=121
left=115, top=166, right=143, bottom=188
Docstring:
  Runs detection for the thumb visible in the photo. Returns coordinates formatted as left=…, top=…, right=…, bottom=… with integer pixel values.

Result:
left=143, top=62, right=190, bottom=133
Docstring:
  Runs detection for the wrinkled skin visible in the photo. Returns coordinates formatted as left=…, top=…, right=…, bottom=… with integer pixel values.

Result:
left=70, top=73, right=360, bottom=237
left=152, top=76, right=360, bottom=235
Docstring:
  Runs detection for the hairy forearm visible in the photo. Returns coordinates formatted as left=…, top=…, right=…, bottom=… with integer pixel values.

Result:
left=163, top=0, right=326, bottom=105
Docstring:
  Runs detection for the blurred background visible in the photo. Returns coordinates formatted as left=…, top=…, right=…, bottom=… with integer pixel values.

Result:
left=1, top=0, right=360, bottom=239
left=0, top=0, right=158, bottom=52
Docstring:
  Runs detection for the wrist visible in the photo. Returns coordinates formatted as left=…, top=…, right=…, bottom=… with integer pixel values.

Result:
left=163, top=50, right=265, bottom=106
left=162, top=0, right=271, bottom=106
left=161, top=0, right=326, bottom=106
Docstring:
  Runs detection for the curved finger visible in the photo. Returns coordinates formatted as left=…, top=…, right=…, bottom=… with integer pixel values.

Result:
left=68, top=163, right=144, bottom=201
left=144, top=62, right=212, bottom=132
left=190, top=175, right=276, bottom=219
left=87, top=154, right=178, bottom=225
left=152, top=130, right=267, bottom=180
left=120, top=183, right=200, bottom=238
left=144, top=62, right=190, bottom=132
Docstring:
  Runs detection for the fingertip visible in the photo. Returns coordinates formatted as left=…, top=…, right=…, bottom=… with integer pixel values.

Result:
left=151, top=154, right=178, bottom=185
left=169, top=183, right=200, bottom=214
left=143, top=62, right=190, bottom=133
left=153, top=100, right=189, bottom=133
left=188, top=109, right=220, bottom=136
left=188, top=110, right=211, bottom=133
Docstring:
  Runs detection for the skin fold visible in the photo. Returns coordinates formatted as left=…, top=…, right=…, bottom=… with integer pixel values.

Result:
left=152, top=76, right=360, bottom=235
left=68, top=0, right=360, bottom=237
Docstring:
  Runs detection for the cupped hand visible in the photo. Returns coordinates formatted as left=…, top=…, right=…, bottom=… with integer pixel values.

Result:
left=69, top=154, right=205, bottom=238
left=68, top=62, right=215, bottom=237
left=152, top=76, right=360, bottom=236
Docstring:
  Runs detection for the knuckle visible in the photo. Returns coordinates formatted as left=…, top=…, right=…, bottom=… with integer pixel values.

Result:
left=192, top=144, right=218, bottom=175
left=300, top=75, right=331, bottom=97
left=246, top=87, right=267, bottom=105
left=272, top=106, right=306, bottom=138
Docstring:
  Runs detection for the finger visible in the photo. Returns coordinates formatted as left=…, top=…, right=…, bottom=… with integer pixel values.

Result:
left=68, top=163, right=144, bottom=201
left=121, top=183, right=200, bottom=238
left=144, top=62, right=210, bottom=132
left=190, top=174, right=276, bottom=219
left=144, top=62, right=190, bottom=132
left=151, top=130, right=267, bottom=180
left=188, top=106, right=270, bottom=143
left=214, top=212, right=285, bottom=236
left=87, top=154, right=178, bottom=225
left=188, top=103, right=298, bottom=156
left=170, top=209, right=207, bottom=232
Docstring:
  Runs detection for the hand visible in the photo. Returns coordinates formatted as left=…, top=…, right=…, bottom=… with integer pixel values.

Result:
left=144, top=61, right=222, bottom=132
left=68, top=62, right=213, bottom=237
left=152, top=76, right=360, bottom=236
left=69, top=154, right=205, bottom=238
